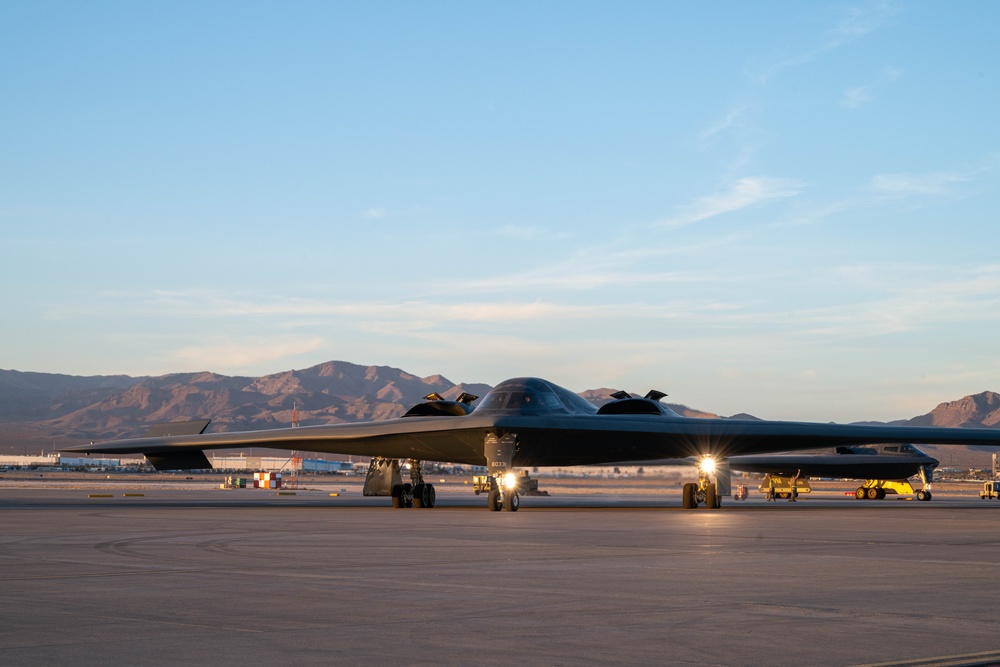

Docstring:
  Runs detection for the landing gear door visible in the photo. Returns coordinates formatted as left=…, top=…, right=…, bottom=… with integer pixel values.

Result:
left=363, top=457, right=402, bottom=496
left=716, top=460, right=732, bottom=497
left=484, top=433, right=517, bottom=477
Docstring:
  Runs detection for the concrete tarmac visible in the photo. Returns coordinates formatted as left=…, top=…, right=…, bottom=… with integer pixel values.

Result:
left=3, top=485, right=1000, bottom=666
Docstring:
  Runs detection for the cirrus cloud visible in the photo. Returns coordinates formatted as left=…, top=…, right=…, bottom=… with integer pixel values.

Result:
left=658, top=177, right=803, bottom=227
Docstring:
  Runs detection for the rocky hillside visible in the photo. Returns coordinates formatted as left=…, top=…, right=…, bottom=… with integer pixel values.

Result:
left=906, top=392, right=1000, bottom=428
left=0, top=369, right=141, bottom=422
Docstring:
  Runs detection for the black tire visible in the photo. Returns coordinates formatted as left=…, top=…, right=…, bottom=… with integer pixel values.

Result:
left=705, top=483, right=717, bottom=509
left=391, top=484, right=404, bottom=508
left=413, top=483, right=426, bottom=508
left=488, top=487, right=502, bottom=511
left=503, top=492, right=520, bottom=512
left=402, top=483, right=414, bottom=508
left=876, top=488, right=886, bottom=500
left=866, top=487, right=879, bottom=500
left=855, top=487, right=866, bottom=500
left=682, top=482, right=696, bottom=509
left=925, top=491, right=932, bottom=501
left=424, top=483, right=436, bottom=508
left=917, top=490, right=927, bottom=501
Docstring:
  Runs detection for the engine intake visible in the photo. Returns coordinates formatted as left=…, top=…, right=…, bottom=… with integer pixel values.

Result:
left=403, top=392, right=478, bottom=417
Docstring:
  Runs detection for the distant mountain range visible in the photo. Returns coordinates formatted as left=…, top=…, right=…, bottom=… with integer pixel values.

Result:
left=1, top=361, right=998, bottom=465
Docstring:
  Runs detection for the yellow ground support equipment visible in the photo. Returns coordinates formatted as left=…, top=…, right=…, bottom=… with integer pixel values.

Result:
left=853, top=479, right=931, bottom=501
left=981, top=481, right=1000, bottom=499
left=758, top=475, right=811, bottom=499
left=220, top=476, right=247, bottom=489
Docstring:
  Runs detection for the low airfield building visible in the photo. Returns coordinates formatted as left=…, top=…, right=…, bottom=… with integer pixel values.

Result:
left=210, top=455, right=354, bottom=473
left=0, top=454, right=123, bottom=469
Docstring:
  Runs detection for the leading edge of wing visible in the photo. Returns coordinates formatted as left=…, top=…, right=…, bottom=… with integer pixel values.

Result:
left=65, top=412, right=503, bottom=457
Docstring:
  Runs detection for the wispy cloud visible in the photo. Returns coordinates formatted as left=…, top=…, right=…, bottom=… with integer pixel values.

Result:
left=785, top=264, right=1000, bottom=340
left=658, top=177, right=803, bottom=227
left=363, top=207, right=388, bottom=220
left=842, top=64, right=903, bottom=108
left=869, top=171, right=968, bottom=196
left=757, top=2, right=901, bottom=84
left=172, top=336, right=326, bottom=371
left=701, top=105, right=749, bottom=140
left=841, top=86, right=871, bottom=109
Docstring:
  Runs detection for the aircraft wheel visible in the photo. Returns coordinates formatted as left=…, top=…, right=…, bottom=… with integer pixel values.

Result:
left=503, top=492, right=520, bottom=512
left=866, top=487, right=879, bottom=500
left=876, top=488, right=886, bottom=500
left=391, top=484, right=412, bottom=508
left=487, top=487, right=502, bottom=511
left=682, top=482, right=696, bottom=509
left=855, top=487, right=866, bottom=500
left=412, top=483, right=434, bottom=508
left=704, top=483, right=717, bottom=509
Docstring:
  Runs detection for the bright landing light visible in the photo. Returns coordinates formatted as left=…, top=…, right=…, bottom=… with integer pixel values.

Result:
left=699, top=457, right=716, bottom=475
left=504, top=472, right=518, bottom=489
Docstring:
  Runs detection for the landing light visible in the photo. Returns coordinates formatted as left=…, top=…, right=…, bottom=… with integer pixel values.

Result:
left=699, top=457, right=716, bottom=475
left=504, top=472, right=518, bottom=490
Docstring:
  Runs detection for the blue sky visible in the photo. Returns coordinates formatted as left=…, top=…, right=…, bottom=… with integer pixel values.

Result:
left=3, top=1, right=999, bottom=422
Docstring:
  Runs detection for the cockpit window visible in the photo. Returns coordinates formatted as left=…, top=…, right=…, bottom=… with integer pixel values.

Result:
left=506, top=392, right=531, bottom=409
left=479, top=392, right=508, bottom=411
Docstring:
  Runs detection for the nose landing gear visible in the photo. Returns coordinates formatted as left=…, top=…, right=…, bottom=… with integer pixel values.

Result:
left=484, top=433, right=520, bottom=511
left=682, top=457, right=724, bottom=509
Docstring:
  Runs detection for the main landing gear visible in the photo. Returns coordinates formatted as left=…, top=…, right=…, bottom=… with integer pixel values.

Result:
left=363, top=457, right=437, bottom=509
left=682, top=457, right=725, bottom=509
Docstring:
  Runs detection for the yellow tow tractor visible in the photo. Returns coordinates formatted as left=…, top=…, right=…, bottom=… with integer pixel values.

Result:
left=759, top=474, right=811, bottom=500
left=981, top=481, right=1000, bottom=499
left=853, top=479, right=931, bottom=501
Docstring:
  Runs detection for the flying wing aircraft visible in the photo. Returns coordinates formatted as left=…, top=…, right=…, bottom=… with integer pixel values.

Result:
left=730, top=443, right=939, bottom=501
left=65, top=377, right=1000, bottom=511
